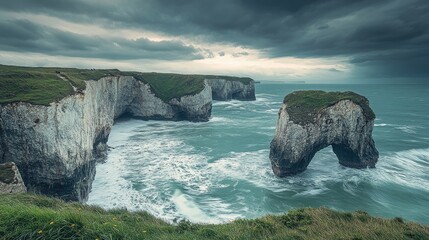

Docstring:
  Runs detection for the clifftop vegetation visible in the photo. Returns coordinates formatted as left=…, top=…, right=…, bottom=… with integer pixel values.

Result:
left=130, top=72, right=253, bottom=102
left=0, top=194, right=427, bottom=240
left=284, top=90, right=376, bottom=125
left=128, top=72, right=206, bottom=102
left=0, top=64, right=253, bottom=105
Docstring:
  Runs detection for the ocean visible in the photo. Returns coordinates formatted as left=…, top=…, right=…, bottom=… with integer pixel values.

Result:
left=87, top=83, right=429, bottom=224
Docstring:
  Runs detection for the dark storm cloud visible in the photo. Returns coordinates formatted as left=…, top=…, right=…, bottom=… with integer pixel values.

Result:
left=1, top=0, right=429, bottom=79
left=0, top=18, right=205, bottom=60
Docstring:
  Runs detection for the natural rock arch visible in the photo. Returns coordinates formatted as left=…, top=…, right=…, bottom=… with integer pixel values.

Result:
left=269, top=91, right=379, bottom=177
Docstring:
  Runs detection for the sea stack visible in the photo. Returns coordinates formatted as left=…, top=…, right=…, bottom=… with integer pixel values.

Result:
left=269, top=90, right=379, bottom=177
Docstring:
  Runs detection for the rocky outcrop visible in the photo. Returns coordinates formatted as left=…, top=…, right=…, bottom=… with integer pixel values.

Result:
left=129, top=82, right=212, bottom=122
left=0, top=76, right=212, bottom=201
left=270, top=91, right=379, bottom=177
left=205, top=78, right=255, bottom=101
left=0, top=162, right=27, bottom=194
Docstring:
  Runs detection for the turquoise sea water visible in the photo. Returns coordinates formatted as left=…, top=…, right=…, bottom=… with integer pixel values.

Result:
left=88, top=84, right=429, bottom=224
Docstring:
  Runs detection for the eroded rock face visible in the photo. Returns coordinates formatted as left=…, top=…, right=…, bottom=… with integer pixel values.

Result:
left=0, top=76, right=212, bottom=201
left=129, top=82, right=212, bottom=121
left=205, top=78, right=255, bottom=101
left=270, top=96, right=379, bottom=177
left=0, top=162, right=27, bottom=194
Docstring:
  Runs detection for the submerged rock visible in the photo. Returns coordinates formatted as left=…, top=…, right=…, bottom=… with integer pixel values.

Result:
left=269, top=91, right=379, bottom=176
left=0, top=162, right=27, bottom=194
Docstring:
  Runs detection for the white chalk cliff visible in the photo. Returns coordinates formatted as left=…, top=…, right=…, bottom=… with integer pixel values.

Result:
left=0, top=75, right=255, bottom=201
left=205, top=78, right=255, bottom=101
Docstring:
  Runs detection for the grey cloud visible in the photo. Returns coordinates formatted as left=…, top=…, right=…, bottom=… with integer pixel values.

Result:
left=351, top=49, right=429, bottom=78
left=1, top=0, right=429, bottom=80
left=232, top=52, right=249, bottom=57
left=0, top=18, right=205, bottom=60
left=327, top=68, right=341, bottom=72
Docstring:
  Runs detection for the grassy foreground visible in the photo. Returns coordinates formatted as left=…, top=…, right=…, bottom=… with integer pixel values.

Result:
left=284, top=90, right=376, bottom=125
left=0, top=194, right=428, bottom=240
left=0, top=64, right=253, bottom=105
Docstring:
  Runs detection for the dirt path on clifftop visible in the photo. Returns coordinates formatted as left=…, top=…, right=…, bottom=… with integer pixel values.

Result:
left=57, top=73, right=78, bottom=92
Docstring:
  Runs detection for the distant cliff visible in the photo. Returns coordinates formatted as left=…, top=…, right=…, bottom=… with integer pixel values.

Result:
left=270, top=91, right=379, bottom=177
left=205, top=77, right=255, bottom=101
left=0, top=65, right=256, bottom=201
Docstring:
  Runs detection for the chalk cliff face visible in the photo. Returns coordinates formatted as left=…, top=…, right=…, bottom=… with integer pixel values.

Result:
left=0, top=76, right=214, bottom=201
left=129, top=82, right=212, bottom=122
left=270, top=98, right=379, bottom=177
left=205, top=78, right=256, bottom=101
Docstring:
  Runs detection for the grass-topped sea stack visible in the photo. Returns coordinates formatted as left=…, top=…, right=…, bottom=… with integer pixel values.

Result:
left=270, top=90, right=379, bottom=176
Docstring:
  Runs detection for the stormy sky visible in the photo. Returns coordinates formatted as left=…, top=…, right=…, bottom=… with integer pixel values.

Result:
left=0, top=0, right=428, bottom=83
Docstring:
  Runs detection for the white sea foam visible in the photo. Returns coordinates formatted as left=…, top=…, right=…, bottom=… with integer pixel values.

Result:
left=212, top=100, right=244, bottom=108
left=374, top=123, right=390, bottom=127
left=293, top=188, right=327, bottom=197
left=89, top=120, right=249, bottom=223
left=374, top=148, right=429, bottom=191
left=254, top=97, right=270, bottom=102
left=256, top=93, right=277, bottom=98
left=374, top=122, right=421, bottom=134
left=394, top=125, right=418, bottom=134
left=171, top=190, right=213, bottom=223
left=210, top=116, right=233, bottom=123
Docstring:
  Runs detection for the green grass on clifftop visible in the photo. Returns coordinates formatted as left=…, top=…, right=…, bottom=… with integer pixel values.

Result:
left=58, top=68, right=121, bottom=90
left=129, top=72, right=253, bottom=102
left=0, top=65, right=120, bottom=105
left=0, top=64, right=253, bottom=105
left=284, top=90, right=376, bottom=125
left=0, top=65, right=73, bottom=105
left=129, top=72, right=207, bottom=102
left=0, top=194, right=428, bottom=240
left=204, top=75, right=253, bottom=84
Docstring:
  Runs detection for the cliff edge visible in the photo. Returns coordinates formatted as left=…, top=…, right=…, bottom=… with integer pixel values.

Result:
left=269, top=91, right=379, bottom=177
